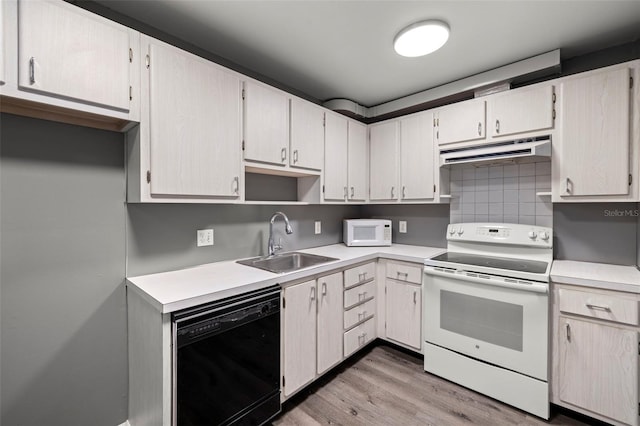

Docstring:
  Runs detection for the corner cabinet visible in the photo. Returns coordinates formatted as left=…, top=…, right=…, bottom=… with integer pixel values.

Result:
left=399, top=111, right=435, bottom=201
left=127, top=36, right=242, bottom=202
left=323, top=114, right=368, bottom=202
left=369, top=120, right=399, bottom=201
left=552, top=283, right=640, bottom=426
left=554, top=64, right=639, bottom=201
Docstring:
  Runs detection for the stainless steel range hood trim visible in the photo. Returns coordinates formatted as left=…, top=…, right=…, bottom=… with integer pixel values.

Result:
left=439, top=138, right=551, bottom=167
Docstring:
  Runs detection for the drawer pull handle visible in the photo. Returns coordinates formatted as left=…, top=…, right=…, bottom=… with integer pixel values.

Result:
left=566, top=323, right=571, bottom=342
left=585, top=303, right=611, bottom=312
left=281, top=147, right=287, bottom=162
left=397, top=271, right=409, bottom=280
left=310, top=287, right=316, bottom=301
left=413, top=291, right=417, bottom=304
left=358, top=291, right=367, bottom=301
left=322, top=282, right=327, bottom=296
left=351, top=187, right=355, bottom=198
left=29, top=57, right=36, bottom=84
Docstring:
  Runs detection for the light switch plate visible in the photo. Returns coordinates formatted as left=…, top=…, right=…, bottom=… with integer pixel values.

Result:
left=197, top=229, right=214, bottom=246
left=399, top=221, right=407, bottom=233
left=314, top=221, right=322, bottom=234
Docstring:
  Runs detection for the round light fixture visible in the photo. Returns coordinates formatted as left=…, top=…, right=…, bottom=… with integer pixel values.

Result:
left=393, top=20, right=450, bottom=57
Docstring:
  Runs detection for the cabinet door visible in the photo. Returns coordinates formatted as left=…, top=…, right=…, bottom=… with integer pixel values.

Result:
left=558, top=317, right=638, bottom=425
left=385, top=280, right=421, bottom=349
left=148, top=40, right=241, bottom=197
left=437, top=99, right=485, bottom=145
left=290, top=98, right=324, bottom=170
left=323, top=113, right=348, bottom=201
left=317, top=273, right=344, bottom=375
left=243, top=81, right=289, bottom=166
left=560, top=67, right=630, bottom=197
left=400, top=112, right=435, bottom=200
left=18, top=0, right=130, bottom=111
left=488, top=85, right=554, bottom=138
left=348, top=121, right=368, bottom=201
left=369, top=121, right=399, bottom=201
left=283, top=280, right=317, bottom=397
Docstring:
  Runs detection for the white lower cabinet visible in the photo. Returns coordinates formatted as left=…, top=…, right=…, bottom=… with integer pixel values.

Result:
left=385, top=279, right=422, bottom=350
left=344, top=318, right=376, bottom=357
left=553, top=283, right=640, bottom=426
left=282, top=272, right=343, bottom=398
left=383, top=261, right=423, bottom=351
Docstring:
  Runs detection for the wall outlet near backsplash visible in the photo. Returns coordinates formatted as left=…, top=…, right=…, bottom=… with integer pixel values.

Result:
left=449, top=160, right=552, bottom=227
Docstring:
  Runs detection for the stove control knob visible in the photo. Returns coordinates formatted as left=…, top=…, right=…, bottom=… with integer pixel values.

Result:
left=457, top=228, right=464, bottom=236
left=449, top=227, right=456, bottom=235
left=528, top=231, right=537, bottom=239
left=539, top=231, right=550, bottom=241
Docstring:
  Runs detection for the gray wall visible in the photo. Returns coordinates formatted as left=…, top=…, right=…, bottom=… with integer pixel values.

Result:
left=0, top=114, right=127, bottom=426
left=553, top=203, right=638, bottom=266
left=361, top=204, right=450, bottom=248
left=127, top=204, right=360, bottom=276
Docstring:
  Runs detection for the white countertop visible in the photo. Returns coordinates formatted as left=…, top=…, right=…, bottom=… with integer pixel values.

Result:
left=551, top=260, right=640, bottom=293
left=127, top=244, right=445, bottom=313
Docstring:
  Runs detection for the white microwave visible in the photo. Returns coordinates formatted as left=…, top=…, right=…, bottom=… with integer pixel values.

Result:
left=343, top=219, right=392, bottom=247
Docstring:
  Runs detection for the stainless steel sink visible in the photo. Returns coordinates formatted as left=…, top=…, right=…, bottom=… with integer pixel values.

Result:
left=237, top=252, right=339, bottom=273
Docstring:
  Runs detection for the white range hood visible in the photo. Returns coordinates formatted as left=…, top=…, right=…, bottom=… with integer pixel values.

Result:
left=439, top=137, right=551, bottom=167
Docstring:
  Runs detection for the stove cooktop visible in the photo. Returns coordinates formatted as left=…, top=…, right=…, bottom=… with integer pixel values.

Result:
left=429, top=252, right=549, bottom=275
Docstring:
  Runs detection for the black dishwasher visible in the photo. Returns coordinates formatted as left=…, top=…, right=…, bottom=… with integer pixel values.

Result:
left=172, top=285, right=281, bottom=426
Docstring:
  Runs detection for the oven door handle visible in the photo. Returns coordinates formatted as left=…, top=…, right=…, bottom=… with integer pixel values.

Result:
left=424, top=268, right=548, bottom=294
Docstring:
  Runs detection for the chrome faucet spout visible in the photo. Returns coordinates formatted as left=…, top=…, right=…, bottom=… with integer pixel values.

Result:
left=268, top=212, right=293, bottom=256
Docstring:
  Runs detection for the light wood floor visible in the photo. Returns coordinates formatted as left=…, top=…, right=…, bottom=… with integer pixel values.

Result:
left=272, top=344, right=597, bottom=426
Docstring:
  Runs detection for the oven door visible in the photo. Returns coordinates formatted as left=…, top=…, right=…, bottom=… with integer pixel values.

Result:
left=423, top=268, right=548, bottom=381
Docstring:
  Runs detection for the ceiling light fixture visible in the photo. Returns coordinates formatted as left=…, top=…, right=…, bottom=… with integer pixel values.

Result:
left=394, top=20, right=450, bottom=57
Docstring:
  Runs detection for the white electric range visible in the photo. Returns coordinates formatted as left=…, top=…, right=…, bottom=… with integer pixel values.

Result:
left=423, top=222, right=553, bottom=419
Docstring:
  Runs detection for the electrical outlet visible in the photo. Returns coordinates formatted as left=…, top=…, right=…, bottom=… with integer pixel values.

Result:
left=314, top=221, right=322, bottom=234
left=399, top=221, right=407, bottom=233
left=197, top=229, right=214, bottom=246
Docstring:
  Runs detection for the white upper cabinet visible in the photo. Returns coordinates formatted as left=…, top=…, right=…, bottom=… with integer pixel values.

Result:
left=17, top=0, right=131, bottom=112
left=290, top=98, right=324, bottom=170
left=436, top=98, right=485, bottom=145
left=488, top=85, right=555, bottom=138
left=323, top=113, right=349, bottom=201
left=146, top=38, right=241, bottom=198
left=558, top=66, right=631, bottom=198
left=400, top=111, right=435, bottom=201
left=369, top=120, right=399, bottom=201
left=348, top=120, right=368, bottom=201
left=243, top=80, right=290, bottom=166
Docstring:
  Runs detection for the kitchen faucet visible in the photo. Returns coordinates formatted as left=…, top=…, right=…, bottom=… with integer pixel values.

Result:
left=267, top=212, right=293, bottom=256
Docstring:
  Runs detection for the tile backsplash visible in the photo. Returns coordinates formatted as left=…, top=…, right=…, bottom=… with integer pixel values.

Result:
left=449, top=160, right=553, bottom=227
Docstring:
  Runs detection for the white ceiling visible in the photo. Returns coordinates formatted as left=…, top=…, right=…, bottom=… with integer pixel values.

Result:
left=94, top=0, right=640, bottom=107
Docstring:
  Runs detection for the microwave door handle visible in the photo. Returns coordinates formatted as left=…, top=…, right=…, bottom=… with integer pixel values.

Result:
left=424, top=268, right=548, bottom=294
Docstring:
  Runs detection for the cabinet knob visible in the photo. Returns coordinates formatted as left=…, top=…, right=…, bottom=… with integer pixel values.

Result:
left=478, top=122, right=482, bottom=136
left=293, top=150, right=298, bottom=163
left=391, top=187, right=395, bottom=199
left=495, top=119, right=500, bottom=134
left=281, top=147, right=287, bottom=162
left=321, top=282, right=327, bottom=296
left=351, top=187, right=354, bottom=198
left=565, top=177, right=572, bottom=194
left=565, top=323, right=571, bottom=342
left=402, top=186, right=406, bottom=199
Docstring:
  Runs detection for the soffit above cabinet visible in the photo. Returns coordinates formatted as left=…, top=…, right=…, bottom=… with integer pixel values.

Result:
left=91, top=0, right=640, bottom=108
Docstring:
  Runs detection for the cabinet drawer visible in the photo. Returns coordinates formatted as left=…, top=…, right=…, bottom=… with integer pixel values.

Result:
left=344, top=318, right=375, bottom=357
left=386, top=262, right=422, bottom=284
left=344, top=299, right=375, bottom=330
left=558, top=288, right=638, bottom=326
left=344, top=262, right=375, bottom=289
left=344, top=281, right=375, bottom=309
